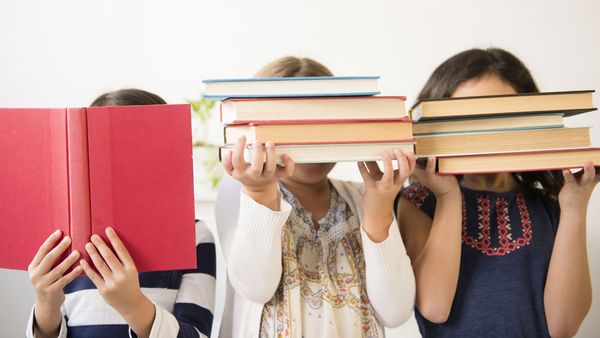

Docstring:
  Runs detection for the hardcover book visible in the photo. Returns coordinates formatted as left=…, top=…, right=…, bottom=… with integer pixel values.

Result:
left=411, top=90, right=595, bottom=121
left=203, top=76, right=380, bottom=99
left=0, top=104, right=196, bottom=272
left=220, top=96, right=406, bottom=124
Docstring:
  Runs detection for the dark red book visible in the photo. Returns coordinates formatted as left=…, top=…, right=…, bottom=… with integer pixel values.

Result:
left=0, top=104, right=196, bottom=272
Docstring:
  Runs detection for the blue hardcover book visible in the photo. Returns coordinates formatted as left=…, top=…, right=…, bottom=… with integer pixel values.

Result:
left=202, top=76, right=380, bottom=100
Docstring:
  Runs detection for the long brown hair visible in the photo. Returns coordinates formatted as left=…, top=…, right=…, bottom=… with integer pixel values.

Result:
left=418, top=48, right=564, bottom=208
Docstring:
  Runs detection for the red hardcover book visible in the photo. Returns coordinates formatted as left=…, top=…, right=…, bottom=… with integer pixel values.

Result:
left=0, top=104, right=196, bottom=272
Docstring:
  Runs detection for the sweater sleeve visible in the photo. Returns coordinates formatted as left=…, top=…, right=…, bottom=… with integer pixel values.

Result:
left=25, top=306, right=68, bottom=338
left=226, top=190, right=292, bottom=304
left=361, top=218, right=416, bottom=328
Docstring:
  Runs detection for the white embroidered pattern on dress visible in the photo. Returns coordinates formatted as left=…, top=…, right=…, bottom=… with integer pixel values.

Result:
left=259, top=183, right=382, bottom=338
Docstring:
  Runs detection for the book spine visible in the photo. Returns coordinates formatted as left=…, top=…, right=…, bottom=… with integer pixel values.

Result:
left=66, top=108, right=92, bottom=263
left=47, top=109, right=72, bottom=269
left=219, top=101, right=223, bottom=123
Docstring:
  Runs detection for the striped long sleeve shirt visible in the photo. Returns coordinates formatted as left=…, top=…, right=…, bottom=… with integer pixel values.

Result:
left=26, top=221, right=216, bottom=338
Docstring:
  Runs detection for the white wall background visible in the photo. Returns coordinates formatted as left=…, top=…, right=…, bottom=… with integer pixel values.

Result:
left=1, top=0, right=599, bottom=337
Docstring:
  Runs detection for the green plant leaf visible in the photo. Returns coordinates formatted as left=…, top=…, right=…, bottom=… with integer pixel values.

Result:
left=187, top=95, right=215, bottom=123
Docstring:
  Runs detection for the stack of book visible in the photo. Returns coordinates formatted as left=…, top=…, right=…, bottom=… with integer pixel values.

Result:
left=203, top=76, right=415, bottom=163
left=410, top=90, right=600, bottom=174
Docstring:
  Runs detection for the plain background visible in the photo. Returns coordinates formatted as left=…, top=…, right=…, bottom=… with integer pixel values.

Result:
left=1, top=0, right=599, bottom=337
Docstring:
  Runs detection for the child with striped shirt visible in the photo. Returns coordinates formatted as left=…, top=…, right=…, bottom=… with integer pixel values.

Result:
left=26, top=89, right=215, bottom=338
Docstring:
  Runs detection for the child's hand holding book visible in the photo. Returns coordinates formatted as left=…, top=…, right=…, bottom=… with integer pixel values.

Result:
left=222, top=136, right=295, bottom=210
left=413, top=156, right=460, bottom=198
left=359, top=149, right=416, bottom=242
left=29, top=230, right=82, bottom=338
left=79, top=227, right=155, bottom=338
left=559, top=162, right=600, bottom=212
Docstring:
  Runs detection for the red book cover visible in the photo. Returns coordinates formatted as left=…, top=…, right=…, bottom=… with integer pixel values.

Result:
left=0, top=105, right=196, bottom=272
left=0, top=108, right=70, bottom=270
left=86, top=104, right=196, bottom=272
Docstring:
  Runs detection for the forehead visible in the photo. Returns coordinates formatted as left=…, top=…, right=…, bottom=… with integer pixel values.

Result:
left=452, top=74, right=517, bottom=98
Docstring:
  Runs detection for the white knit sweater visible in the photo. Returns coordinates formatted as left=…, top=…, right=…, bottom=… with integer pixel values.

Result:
left=216, top=177, right=415, bottom=337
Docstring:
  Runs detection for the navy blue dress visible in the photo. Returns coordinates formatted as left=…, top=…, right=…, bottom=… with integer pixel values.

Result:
left=399, top=184, right=559, bottom=338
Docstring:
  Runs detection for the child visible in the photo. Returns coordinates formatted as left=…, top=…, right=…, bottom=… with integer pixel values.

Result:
left=26, top=89, right=216, bottom=338
left=219, top=57, right=416, bottom=337
left=396, top=48, right=598, bottom=337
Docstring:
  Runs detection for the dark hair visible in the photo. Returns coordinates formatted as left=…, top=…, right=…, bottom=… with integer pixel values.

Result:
left=418, top=48, right=564, bottom=208
left=90, top=88, right=166, bottom=107
left=255, top=56, right=333, bottom=78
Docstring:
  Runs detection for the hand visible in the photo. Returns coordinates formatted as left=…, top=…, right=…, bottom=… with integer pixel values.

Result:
left=559, top=162, right=600, bottom=213
left=28, top=230, right=82, bottom=336
left=80, top=227, right=148, bottom=313
left=413, top=156, right=460, bottom=198
left=222, top=136, right=295, bottom=209
left=358, top=149, right=416, bottom=242
left=80, top=227, right=155, bottom=337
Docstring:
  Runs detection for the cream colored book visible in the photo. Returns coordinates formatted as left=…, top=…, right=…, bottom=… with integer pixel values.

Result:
left=438, top=148, right=600, bottom=174
left=411, top=90, right=595, bottom=121
left=224, top=121, right=413, bottom=144
left=415, top=127, right=591, bottom=157
left=220, top=96, right=407, bottom=124
left=219, top=141, right=415, bottom=164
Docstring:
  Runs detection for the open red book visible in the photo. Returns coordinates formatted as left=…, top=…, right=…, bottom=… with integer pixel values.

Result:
left=0, top=104, right=196, bottom=272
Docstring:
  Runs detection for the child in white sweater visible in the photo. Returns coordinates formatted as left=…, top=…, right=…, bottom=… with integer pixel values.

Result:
left=219, top=57, right=416, bottom=337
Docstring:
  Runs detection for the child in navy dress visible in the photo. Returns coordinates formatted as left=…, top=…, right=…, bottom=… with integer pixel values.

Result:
left=396, top=48, right=598, bottom=338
